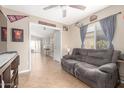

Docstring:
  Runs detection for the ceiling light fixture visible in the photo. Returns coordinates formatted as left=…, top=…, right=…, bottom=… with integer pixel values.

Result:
left=43, top=5, right=86, bottom=18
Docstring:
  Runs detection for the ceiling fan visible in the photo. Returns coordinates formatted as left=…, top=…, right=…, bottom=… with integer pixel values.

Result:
left=43, top=5, right=86, bottom=18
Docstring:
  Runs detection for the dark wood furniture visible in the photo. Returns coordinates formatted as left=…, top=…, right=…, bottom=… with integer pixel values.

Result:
left=0, top=51, right=19, bottom=88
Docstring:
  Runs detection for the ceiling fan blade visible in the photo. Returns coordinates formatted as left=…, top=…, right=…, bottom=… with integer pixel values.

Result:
left=69, top=5, right=86, bottom=11
left=62, top=9, right=66, bottom=18
left=43, top=5, right=58, bottom=10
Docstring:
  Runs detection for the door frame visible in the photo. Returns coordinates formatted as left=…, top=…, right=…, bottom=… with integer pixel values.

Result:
left=29, top=22, right=62, bottom=71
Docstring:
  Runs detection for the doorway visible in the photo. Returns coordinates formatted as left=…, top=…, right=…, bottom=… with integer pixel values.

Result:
left=29, top=22, right=62, bottom=71
left=54, top=30, right=61, bottom=61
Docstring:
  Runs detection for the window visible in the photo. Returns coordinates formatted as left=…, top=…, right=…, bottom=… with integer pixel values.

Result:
left=84, top=22, right=109, bottom=49
left=84, top=24, right=95, bottom=49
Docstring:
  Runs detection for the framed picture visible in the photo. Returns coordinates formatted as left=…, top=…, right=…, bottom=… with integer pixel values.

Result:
left=63, top=26, right=68, bottom=31
left=7, top=15, right=27, bottom=23
left=7, top=15, right=17, bottom=22
left=90, top=15, right=97, bottom=22
left=12, top=28, right=24, bottom=42
left=1, top=27, right=7, bottom=41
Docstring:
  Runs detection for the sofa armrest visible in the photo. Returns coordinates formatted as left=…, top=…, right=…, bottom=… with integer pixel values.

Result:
left=63, top=55, right=73, bottom=59
left=98, top=63, right=117, bottom=74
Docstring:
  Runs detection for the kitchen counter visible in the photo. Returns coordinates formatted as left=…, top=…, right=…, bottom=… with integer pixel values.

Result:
left=0, top=51, right=19, bottom=88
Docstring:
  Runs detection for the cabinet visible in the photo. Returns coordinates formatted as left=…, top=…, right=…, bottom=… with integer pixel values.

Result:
left=0, top=52, right=19, bottom=88
left=10, top=55, right=19, bottom=88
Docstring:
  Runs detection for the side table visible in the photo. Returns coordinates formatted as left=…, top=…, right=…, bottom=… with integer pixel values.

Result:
left=117, top=60, right=124, bottom=83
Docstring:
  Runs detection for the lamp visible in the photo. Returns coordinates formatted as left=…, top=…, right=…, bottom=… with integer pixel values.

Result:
left=67, top=48, right=71, bottom=55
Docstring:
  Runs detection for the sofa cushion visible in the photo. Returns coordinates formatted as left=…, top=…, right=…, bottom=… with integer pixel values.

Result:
left=74, top=62, right=97, bottom=76
left=71, top=48, right=80, bottom=55
left=79, top=49, right=88, bottom=56
left=61, top=58, right=81, bottom=74
left=98, top=63, right=117, bottom=74
left=72, top=48, right=88, bottom=62
left=74, top=62, right=98, bottom=82
left=86, top=49, right=113, bottom=66
left=87, top=49, right=113, bottom=59
left=72, top=55, right=85, bottom=62
left=63, top=55, right=73, bottom=59
left=72, top=48, right=88, bottom=56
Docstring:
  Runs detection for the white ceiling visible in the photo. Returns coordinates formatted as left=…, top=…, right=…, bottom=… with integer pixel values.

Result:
left=2, top=5, right=109, bottom=25
left=30, top=23, right=55, bottom=38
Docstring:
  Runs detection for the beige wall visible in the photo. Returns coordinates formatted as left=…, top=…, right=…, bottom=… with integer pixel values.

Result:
left=67, top=5, right=124, bottom=53
left=61, top=25, right=81, bottom=55
left=61, top=24, right=82, bottom=55
left=0, top=11, right=7, bottom=52
left=61, top=31, right=70, bottom=56
left=1, top=7, right=30, bottom=72
left=1, top=7, right=64, bottom=72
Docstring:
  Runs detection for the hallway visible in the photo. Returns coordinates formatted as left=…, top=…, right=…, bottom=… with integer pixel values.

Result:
left=19, top=53, right=89, bottom=88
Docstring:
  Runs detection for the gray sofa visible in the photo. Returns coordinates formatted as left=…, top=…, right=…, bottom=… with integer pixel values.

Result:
left=61, top=48, right=120, bottom=88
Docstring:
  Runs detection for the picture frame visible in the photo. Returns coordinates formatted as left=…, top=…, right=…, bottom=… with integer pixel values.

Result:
left=7, top=15, right=27, bottom=23
left=7, top=15, right=17, bottom=22
left=1, top=27, right=7, bottom=41
left=12, top=28, right=24, bottom=42
left=90, top=15, right=97, bottom=22
left=63, top=26, right=68, bottom=31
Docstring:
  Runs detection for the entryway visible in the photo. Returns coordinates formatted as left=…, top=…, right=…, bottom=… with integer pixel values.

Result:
left=29, top=22, right=62, bottom=71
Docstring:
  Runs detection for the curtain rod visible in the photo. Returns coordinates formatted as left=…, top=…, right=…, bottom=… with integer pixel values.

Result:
left=78, top=12, right=121, bottom=27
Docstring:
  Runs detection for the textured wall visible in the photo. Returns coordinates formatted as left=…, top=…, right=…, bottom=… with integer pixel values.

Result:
left=0, top=11, right=7, bottom=52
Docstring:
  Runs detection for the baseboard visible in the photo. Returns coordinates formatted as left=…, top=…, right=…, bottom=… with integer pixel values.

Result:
left=19, top=69, right=30, bottom=74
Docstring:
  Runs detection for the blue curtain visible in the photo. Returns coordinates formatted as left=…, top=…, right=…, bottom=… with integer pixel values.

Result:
left=80, top=25, right=88, bottom=48
left=100, top=15, right=117, bottom=49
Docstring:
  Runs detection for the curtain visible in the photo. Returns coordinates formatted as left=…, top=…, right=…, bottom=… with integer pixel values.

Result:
left=80, top=25, right=88, bottom=48
left=100, top=15, right=117, bottom=49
